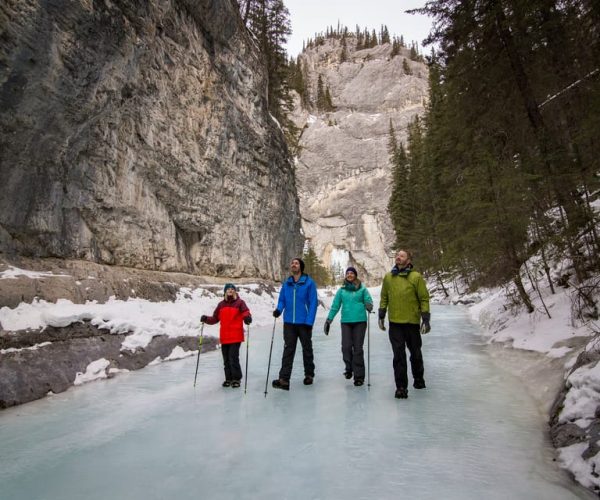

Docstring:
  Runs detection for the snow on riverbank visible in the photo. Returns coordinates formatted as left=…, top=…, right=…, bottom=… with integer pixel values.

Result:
left=0, top=286, right=284, bottom=352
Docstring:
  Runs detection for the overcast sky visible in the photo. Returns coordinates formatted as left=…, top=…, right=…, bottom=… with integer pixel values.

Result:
left=284, top=0, right=434, bottom=57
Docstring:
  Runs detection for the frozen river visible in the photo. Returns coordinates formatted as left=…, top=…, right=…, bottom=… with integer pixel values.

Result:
left=0, top=305, right=593, bottom=499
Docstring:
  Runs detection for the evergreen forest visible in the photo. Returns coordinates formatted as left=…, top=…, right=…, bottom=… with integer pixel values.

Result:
left=386, top=0, right=600, bottom=311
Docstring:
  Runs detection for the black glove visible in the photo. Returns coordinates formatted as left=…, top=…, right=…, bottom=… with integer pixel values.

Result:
left=365, top=303, right=373, bottom=313
left=420, top=312, right=431, bottom=334
left=324, top=319, right=331, bottom=335
left=273, top=309, right=281, bottom=318
left=200, top=315, right=208, bottom=323
left=244, top=316, right=252, bottom=325
left=378, top=308, right=386, bottom=331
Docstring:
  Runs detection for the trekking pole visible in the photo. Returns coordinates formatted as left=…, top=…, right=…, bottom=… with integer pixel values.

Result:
left=367, top=312, right=371, bottom=390
left=264, top=318, right=277, bottom=397
left=244, top=324, right=250, bottom=394
left=193, top=323, right=205, bottom=388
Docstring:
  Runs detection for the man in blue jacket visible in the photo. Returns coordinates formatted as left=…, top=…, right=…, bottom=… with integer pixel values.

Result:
left=272, top=257, right=318, bottom=390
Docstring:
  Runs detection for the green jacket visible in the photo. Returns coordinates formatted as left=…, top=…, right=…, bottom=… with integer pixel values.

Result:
left=379, top=268, right=430, bottom=324
left=327, top=280, right=373, bottom=323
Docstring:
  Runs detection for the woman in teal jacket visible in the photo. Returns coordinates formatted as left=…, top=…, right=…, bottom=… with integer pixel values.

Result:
left=324, top=267, right=373, bottom=386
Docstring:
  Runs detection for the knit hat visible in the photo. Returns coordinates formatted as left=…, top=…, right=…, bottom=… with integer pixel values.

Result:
left=294, top=258, right=305, bottom=273
left=345, top=266, right=358, bottom=276
left=223, top=283, right=237, bottom=293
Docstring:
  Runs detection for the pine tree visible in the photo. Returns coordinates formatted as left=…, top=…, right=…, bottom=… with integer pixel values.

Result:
left=402, top=59, right=412, bottom=75
left=316, top=74, right=326, bottom=110
left=387, top=121, right=412, bottom=246
left=409, top=43, right=418, bottom=61
left=391, top=38, right=400, bottom=57
left=244, top=0, right=291, bottom=124
left=370, top=29, right=378, bottom=47
left=380, top=24, right=391, bottom=44
left=303, top=246, right=331, bottom=286
left=340, top=35, right=348, bottom=63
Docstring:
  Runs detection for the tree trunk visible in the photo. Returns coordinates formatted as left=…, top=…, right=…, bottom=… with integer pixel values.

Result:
left=513, top=273, right=534, bottom=313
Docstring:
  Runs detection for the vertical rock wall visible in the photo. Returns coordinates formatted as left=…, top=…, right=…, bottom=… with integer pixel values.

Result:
left=0, top=0, right=302, bottom=279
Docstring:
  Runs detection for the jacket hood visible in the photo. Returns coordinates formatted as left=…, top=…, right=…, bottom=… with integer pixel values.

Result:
left=391, top=263, right=413, bottom=276
left=286, top=274, right=307, bottom=285
left=342, top=278, right=362, bottom=291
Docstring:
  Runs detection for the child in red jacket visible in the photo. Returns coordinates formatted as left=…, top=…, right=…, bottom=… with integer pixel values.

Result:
left=201, top=284, right=252, bottom=388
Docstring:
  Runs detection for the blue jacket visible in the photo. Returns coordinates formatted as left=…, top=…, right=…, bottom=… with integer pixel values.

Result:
left=276, top=274, right=318, bottom=326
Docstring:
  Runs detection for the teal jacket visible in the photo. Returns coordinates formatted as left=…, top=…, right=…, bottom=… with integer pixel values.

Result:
left=379, top=266, right=429, bottom=324
left=327, top=280, right=373, bottom=323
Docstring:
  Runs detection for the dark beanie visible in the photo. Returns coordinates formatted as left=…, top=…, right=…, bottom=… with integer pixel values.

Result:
left=294, top=257, right=305, bottom=273
left=223, top=283, right=237, bottom=293
left=345, top=266, right=358, bottom=276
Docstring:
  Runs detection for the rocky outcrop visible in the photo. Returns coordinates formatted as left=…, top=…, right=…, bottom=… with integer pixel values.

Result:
left=0, top=322, right=218, bottom=408
left=0, top=0, right=302, bottom=279
left=550, top=348, right=600, bottom=454
left=291, top=39, right=429, bottom=282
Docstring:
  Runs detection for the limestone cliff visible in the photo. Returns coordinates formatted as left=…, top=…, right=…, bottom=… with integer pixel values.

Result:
left=291, top=38, right=429, bottom=282
left=0, top=0, right=302, bottom=280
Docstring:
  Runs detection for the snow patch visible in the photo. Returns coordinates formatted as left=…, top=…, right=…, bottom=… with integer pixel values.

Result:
left=1, top=341, right=52, bottom=354
left=0, top=265, right=70, bottom=280
left=558, top=442, right=600, bottom=489
left=164, top=346, right=194, bottom=361
left=559, top=361, right=600, bottom=423
left=73, top=359, right=110, bottom=385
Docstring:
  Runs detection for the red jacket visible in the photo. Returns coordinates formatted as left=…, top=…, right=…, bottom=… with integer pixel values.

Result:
left=204, top=296, right=251, bottom=344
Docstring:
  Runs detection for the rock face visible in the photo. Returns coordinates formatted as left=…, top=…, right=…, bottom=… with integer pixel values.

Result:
left=0, top=322, right=218, bottom=408
left=292, top=39, right=429, bottom=282
left=0, top=0, right=302, bottom=279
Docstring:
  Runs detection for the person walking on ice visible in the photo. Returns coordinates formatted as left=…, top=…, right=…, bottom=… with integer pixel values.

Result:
left=324, top=266, right=373, bottom=386
left=201, top=283, right=252, bottom=388
left=271, top=257, right=318, bottom=391
left=378, top=250, right=430, bottom=399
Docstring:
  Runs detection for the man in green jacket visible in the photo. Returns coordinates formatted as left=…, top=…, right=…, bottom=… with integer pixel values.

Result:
left=378, top=250, right=430, bottom=399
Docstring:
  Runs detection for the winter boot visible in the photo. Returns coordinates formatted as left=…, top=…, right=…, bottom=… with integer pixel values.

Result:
left=344, top=371, right=353, bottom=380
left=303, top=376, right=314, bottom=385
left=222, top=380, right=232, bottom=387
left=272, top=379, right=290, bottom=391
left=395, top=388, right=408, bottom=399
left=231, top=380, right=241, bottom=388
left=354, top=378, right=364, bottom=387
left=413, top=379, right=426, bottom=389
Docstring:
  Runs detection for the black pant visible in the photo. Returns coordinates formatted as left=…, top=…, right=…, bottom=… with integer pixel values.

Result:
left=388, top=322, right=424, bottom=389
left=278, top=323, right=315, bottom=381
left=221, top=342, right=242, bottom=381
left=341, top=322, right=366, bottom=379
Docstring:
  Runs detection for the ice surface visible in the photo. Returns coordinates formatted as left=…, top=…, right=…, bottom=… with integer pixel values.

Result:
left=0, top=305, right=593, bottom=500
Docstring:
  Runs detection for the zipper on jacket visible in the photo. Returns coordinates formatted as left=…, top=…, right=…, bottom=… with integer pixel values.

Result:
left=293, top=284, right=296, bottom=323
